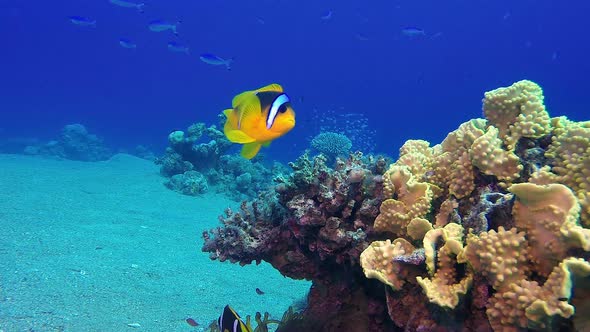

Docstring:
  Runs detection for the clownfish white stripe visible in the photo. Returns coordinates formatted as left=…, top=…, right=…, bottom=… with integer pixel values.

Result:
left=233, top=319, right=239, bottom=332
left=266, top=93, right=290, bottom=129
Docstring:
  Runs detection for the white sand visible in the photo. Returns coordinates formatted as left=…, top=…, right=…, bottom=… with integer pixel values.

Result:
left=0, top=154, right=310, bottom=331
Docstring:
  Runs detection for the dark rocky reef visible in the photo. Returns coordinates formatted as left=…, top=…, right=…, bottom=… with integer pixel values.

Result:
left=202, top=152, right=397, bottom=330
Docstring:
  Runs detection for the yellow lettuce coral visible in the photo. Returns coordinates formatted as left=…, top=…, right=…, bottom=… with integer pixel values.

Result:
left=483, top=80, right=551, bottom=150
left=459, top=226, right=528, bottom=291
left=486, top=258, right=590, bottom=331
left=535, top=117, right=590, bottom=226
left=417, top=223, right=472, bottom=309
left=509, top=182, right=590, bottom=276
left=470, top=126, right=522, bottom=182
left=359, top=238, right=416, bottom=290
left=363, top=80, right=590, bottom=331
left=375, top=165, right=436, bottom=235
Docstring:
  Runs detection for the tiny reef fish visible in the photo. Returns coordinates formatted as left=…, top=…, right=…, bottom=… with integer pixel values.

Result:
left=223, top=83, right=296, bottom=159
left=218, top=305, right=252, bottom=332
left=167, top=41, right=189, bottom=54
left=119, top=38, right=137, bottom=49
left=321, top=10, right=333, bottom=20
left=185, top=317, right=199, bottom=327
left=109, top=0, right=144, bottom=13
left=199, top=53, right=233, bottom=70
left=402, top=26, right=426, bottom=37
left=68, top=16, right=96, bottom=27
left=148, top=20, right=180, bottom=35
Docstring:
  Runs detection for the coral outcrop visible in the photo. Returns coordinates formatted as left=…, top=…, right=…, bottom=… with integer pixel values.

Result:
left=24, top=123, right=112, bottom=161
left=202, top=80, right=590, bottom=331
left=360, top=80, right=590, bottom=331
left=156, top=121, right=279, bottom=200
left=203, top=152, right=393, bottom=330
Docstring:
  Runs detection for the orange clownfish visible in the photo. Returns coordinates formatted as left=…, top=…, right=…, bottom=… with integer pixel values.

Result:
left=223, top=83, right=296, bottom=159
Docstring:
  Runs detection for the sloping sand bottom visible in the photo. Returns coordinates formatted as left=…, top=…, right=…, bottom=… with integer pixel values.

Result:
left=0, top=154, right=310, bottom=331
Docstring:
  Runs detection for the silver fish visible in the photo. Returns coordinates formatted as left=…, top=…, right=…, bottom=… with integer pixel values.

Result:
left=148, top=20, right=180, bottom=35
left=119, top=38, right=137, bottom=49
left=68, top=16, right=96, bottom=27
left=109, top=0, right=144, bottom=13
left=199, top=53, right=233, bottom=70
left=402, top=27, right=426, bottom=37
left=167, top=41, right=189, bottom=54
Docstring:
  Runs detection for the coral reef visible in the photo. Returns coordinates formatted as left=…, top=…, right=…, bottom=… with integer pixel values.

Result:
left=23, top=123, right=112, bottom=161
left=360, top=80, right=590, bottom=331
left=156, top=121, right=279, bottom=200
left=165, top=170, right=208, bottom=195
left=310, top=131, right=353, bottom=162
left=203, top=151, right=393, bottom=330
left=202, top=80, right=590, bottom=331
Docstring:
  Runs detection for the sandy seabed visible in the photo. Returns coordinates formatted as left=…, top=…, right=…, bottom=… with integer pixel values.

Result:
left=0, top=154, right=310, bottom=331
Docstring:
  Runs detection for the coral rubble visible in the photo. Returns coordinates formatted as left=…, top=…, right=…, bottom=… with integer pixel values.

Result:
left=202, top=80, right=590, bottom=331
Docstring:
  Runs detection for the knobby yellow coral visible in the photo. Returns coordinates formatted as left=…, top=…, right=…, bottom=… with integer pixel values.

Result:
left=360, top=80, right=590, bottom=331
left=531, top=117, right=590, bottom=227
left=375, top=166, right=436, bottom=235
left=417, top=223, right=472, bottom=309
left=459, top=226, right=528, bottom=292
left=510, top=182, right=590, bottom=276
left=486, top=258, right=590, bottom=331
left=483, top=79, right=551, bottom=150
left=359, top=238, right=416, bottom=290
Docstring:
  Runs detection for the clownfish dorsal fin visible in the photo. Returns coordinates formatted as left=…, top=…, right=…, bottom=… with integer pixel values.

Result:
left=255, top=83, right=283, bottom=94
left=232, top=89, right=254, bottom=108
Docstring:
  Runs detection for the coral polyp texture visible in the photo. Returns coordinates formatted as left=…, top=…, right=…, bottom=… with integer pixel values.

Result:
left=202, top=80, right=590, bottom=331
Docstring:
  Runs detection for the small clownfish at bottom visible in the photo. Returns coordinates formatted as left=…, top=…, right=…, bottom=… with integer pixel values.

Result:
left=223, top=83, right=296, bottom=159
left=218, top=305, right=252, bottom=332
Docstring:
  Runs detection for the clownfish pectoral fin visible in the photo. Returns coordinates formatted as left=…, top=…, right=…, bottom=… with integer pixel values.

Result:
left=236, top=96, right=261, bottom=129
left=224, top=129, right=256, bottom=144
left=241, top=142, right=262, bottom=159
left=255, top=83, right=283, bottom=94
left=262, top=141, right=271, bottom=147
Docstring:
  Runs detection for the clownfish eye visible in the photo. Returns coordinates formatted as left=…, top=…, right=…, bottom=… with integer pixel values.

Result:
left=278, top=104, right=288, bottom=113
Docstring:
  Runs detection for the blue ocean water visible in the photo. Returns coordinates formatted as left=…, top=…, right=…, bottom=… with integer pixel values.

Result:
left=2, top=0, right=588, bottom=161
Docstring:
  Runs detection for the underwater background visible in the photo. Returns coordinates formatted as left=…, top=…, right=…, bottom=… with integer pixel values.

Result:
left=2, top=0, right=590, bottom=331
left=3, top=0, right=589, bottom=160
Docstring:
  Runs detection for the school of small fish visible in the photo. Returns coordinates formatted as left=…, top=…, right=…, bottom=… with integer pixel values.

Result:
left=68, top=1, right=453, bottom=73
left=68, top=0, right=233, bottom=70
